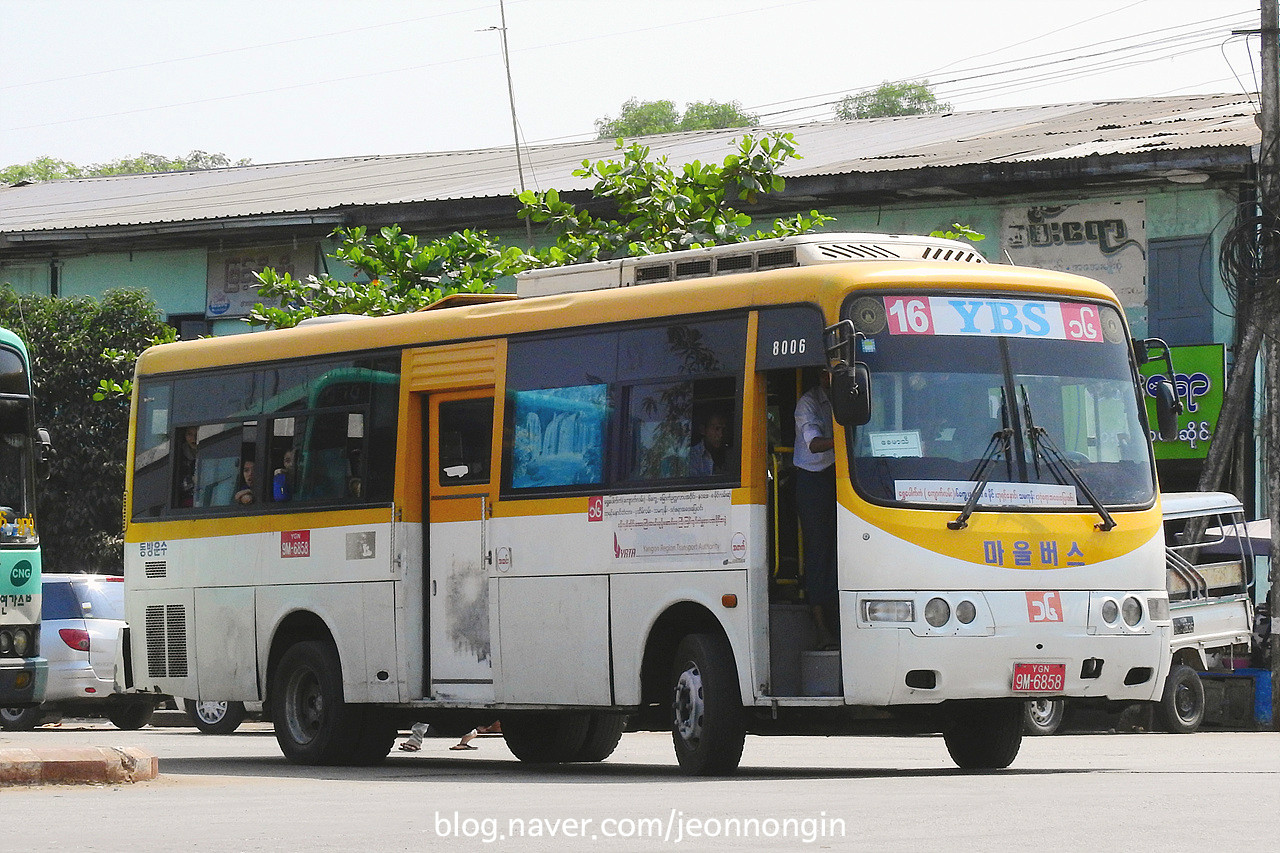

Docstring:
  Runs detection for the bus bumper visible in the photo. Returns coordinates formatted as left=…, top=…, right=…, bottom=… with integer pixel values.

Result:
left=841, top=590, right=1171, bottom=706
left=0, top=657, right=48, bottom=707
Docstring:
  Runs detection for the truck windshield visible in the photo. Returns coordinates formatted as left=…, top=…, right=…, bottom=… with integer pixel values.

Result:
left=848, top=293, right=1155, bottom=511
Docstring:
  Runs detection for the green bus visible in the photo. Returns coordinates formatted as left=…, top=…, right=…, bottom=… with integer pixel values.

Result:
left=0, top=327, right=50, bottom=708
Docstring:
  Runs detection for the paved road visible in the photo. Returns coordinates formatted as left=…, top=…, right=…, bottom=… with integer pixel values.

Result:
left=2, top=720, right=1277, bottom=852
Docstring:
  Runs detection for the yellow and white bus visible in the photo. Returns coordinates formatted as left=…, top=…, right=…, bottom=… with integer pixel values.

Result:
left=120, top=233, right=1176, bottom=774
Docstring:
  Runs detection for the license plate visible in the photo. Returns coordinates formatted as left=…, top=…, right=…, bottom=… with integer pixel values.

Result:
left=1012, top=663, right=1065, bottom=693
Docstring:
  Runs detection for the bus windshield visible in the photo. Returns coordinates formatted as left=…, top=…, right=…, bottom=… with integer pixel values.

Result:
left=849, top=293, right=1155, bottom=511
left=0, top=398, right=37, bottom=544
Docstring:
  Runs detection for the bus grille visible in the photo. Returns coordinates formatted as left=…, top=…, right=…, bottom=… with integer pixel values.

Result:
left=145, top=604, right=189, bottom=678
left=144, top=561, right=167, bottom=579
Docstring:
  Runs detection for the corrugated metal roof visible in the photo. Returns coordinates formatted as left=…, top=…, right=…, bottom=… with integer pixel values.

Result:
left=0, top=94, right=1259, bottom=235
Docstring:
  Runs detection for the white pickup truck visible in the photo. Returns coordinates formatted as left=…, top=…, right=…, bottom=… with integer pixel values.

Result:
left=1024, top=491, right=1256, bottom=735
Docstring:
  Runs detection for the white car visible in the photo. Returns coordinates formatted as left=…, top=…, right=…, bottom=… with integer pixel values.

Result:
left=0, top=573, right=156, bottom=730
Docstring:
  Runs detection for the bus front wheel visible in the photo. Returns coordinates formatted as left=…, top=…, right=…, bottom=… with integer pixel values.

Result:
left=670, top=633, right=745, bottom=776
left=271, top=640, right=363, bottom=765
left=943, top=701, right=1023, bottom=770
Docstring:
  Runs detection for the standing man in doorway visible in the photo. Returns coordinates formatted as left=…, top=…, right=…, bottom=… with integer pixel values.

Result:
left=794, top=370, right=838, bottom=649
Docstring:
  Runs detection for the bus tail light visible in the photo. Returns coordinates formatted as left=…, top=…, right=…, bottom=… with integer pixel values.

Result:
left=924, top=598, right=950, bottom=627
left=1121, top=596, right=1143, bottom=627
left=862, top=599, right=914, bottom=623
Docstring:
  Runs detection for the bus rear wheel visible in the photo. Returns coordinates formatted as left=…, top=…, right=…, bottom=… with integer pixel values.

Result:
left=271, top=640, right=364, bottom=765
left=1155, top=664, right=1205, bottom=734
left=670, top=633, right=745, bottom=776
left=943, top=701, right=1023, bottom=770
left=574, top=713, right=627, bottom=762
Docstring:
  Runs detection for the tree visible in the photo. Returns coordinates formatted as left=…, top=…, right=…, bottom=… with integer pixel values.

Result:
left=1, top=150, right=250, bottom=184
left=520, top=133, right=829, bottom=262
left=0, top=288, right=176, bottom=572
left=835, top=80, right=951, bottom=120
left=249, top=226, right=534, bottom=329
left=251, top=133, right=830, bottom=329
left=595, top=97, right=758, bottom=139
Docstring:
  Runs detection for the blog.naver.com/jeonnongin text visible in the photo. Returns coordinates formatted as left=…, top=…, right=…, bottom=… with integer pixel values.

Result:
left=432, top=809, right=846, bottom=845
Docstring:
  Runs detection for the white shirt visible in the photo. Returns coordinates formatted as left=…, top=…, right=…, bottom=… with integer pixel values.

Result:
left=793, top=386, right=835, bottom=472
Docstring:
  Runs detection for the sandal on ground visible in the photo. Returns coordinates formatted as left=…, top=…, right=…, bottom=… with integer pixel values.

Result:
left=449, top=744, right=478, bottom=751
left=398, top=742, right=421, bottom=752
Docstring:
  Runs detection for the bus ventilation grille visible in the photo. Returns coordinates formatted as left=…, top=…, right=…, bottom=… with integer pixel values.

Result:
left=920, top=246, right=984, bottom=263
left=145, top=603, right=189, bottom=679
left=144, top=560, right=167, bottom=579
left=816, top=242, right=902, bottom=260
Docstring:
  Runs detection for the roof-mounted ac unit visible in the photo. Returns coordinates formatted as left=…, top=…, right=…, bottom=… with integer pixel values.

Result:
left=515, top=232, right=987, bottom=297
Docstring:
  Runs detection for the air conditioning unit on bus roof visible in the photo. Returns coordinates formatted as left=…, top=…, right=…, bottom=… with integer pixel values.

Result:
left=515, top=232, right=987, bottom=297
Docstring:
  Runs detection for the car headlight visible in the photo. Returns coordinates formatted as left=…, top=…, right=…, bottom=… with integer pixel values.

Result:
left=1121, top=596, right=1143, bottom=627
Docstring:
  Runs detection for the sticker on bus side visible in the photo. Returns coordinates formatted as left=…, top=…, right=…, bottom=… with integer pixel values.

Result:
left=281, top=530, right=311, bottom=558
left=883, top=296, right=1105, bottom=342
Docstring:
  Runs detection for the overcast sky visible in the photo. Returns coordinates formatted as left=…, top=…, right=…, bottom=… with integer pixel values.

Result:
left=0, top=0, right=1264, bottom=169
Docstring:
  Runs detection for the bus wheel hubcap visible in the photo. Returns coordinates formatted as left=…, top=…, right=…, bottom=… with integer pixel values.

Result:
left=673, top=664, right=704, bottom=743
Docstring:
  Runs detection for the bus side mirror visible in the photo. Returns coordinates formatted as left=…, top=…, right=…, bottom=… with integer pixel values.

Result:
left=1151, top=379, right=1181, bottom=441
left=831, top=364, right=871, bottom=427
left=36, top=427, right=54, bottom=480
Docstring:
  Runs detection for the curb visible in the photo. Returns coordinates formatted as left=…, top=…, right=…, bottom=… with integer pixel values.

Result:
left=0, top=746, right=158, bottom=786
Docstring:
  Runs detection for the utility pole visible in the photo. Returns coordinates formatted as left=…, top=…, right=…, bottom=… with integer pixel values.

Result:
left=1259, top=0, right=1280, bottom=731
left=496, top=0, right=535, bottom=247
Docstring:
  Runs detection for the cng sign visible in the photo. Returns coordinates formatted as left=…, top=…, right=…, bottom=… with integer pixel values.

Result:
left=9, top=560, right=32, bottom=587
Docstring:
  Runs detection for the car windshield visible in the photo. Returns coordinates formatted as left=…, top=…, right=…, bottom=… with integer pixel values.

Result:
left=849, top=293, right=1155, bottom=511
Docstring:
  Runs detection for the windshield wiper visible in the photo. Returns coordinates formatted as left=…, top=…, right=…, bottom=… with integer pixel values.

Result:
left=948, top=427, right=1012, bottom=530
left=1020, top=386, right=1116, bottom=532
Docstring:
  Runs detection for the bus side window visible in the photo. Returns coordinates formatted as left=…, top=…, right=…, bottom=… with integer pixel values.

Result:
left=439, top=397, right=494, bottom=485
left=188, top=422, right=255, bottom=508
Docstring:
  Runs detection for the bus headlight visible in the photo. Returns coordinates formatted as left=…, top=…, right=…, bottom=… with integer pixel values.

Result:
left=924, top=597, right=951, bottom=627
left=956, top=600, right=977, bottom=624
left=862, top=599, right=915, bottom=623
left=1146, top=597, right=1170, bottom=621
left=0, top=629, right=12, bottom=654
left=1121, top=596, right=1143, bottom=627
left=1101, top=599, right=1119, bottom=624
left=12, top=627, right=32, bottom=656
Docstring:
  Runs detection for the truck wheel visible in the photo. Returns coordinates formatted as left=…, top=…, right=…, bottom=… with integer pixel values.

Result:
left=1022, top=699, right=1066, bottom=736
left=1155, top=664, right=1205, bottom=734
left=573, top=713, right=627, bottom=762
left=501, top=712, right=590, bottom=763
left=271, top=640, right=364, bottom=765
left=108, top=698, right=156, bottom=731
left=944, top=701, right=1023, bottom=769
left=670, top=633, right=745, bottom=776
left=184, top=699, right=247, bottom=735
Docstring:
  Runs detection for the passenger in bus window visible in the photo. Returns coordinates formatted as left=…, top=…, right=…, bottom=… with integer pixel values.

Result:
left=234, top=458, right=256, bottom=505
left=794, top=370, right=838, bottom=649
left=273, top=448, right=295, bottom=501
left=688, top=410, right=730, bottom=476
left=177, top=426, right=198, bottom=507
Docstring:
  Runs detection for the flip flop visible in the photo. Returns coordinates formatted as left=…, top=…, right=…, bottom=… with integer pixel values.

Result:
left=398, top=742, right=421, bottom=752
left=449, top=744, right=478, bottom=751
